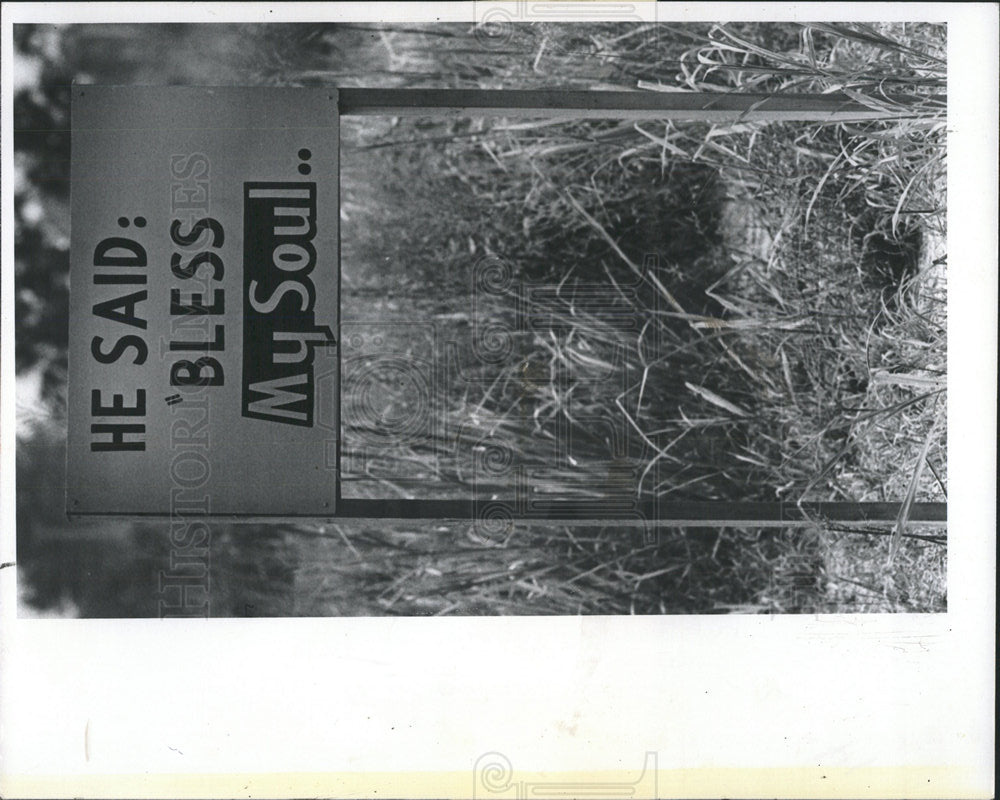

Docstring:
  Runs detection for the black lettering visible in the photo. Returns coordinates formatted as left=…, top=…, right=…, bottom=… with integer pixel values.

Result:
left=170, top=251, right=223, bottom=281
left=91, top=388, right=146, bottom=416
left=169, top=325, right=224, bottom=352
left=94, top=273, right=146, bottom=285
left=91, top=334, right=147, bottom=365
left=170, top=289, right=224, bottom=315
left=170, top=357, right=224, bottom=387
left=94, top=236, right=147, bottom=268
left=93, top=291, right=147, bottom=329
left=90, top=423, right=145, bottom=452
left=169, top=216, right=224, bottom=249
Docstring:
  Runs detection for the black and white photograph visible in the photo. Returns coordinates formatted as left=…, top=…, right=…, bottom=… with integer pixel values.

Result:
left=12, top=16, right=952, bottom=618
left=1, top=2, right=995, bottom=798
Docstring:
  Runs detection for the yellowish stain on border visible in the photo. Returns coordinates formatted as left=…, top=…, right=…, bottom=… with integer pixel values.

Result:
left=0, top=766, right=989, bottom=799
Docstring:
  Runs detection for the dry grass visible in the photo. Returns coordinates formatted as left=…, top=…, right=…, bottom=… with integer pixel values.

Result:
left=330, top=21, right=948, bottom=614
left=15, top=22, right=947, bottom=615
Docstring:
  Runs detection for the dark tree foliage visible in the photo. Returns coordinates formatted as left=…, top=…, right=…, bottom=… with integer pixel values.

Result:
left=14, top=25, right=304, bottom=616
left=13, top=24, right=73, bottom=400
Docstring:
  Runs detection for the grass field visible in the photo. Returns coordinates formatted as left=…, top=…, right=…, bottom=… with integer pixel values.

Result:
left=14, top=21, right=947, bottom=615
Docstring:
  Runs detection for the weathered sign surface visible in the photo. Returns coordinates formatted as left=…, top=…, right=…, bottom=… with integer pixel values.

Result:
left=67, top=86, right=339, bottom=516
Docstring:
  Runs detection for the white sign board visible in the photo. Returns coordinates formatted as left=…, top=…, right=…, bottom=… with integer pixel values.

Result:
left=67, top=86, right=339, bottom=516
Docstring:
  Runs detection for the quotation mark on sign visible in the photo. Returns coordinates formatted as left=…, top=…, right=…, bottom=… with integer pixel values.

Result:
left=165, top=394, right=183, bottom=406
left=297, top=148, right=311, bottom=175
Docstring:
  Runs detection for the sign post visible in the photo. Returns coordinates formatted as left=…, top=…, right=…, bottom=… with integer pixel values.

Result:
left=67, top=85, right=945, bottom=528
